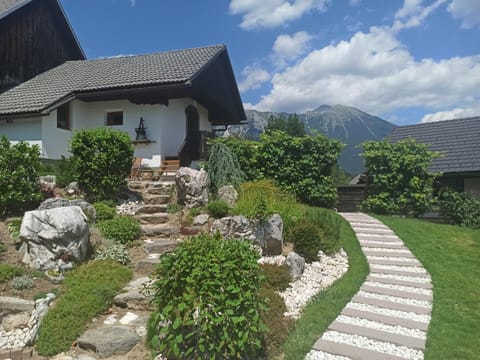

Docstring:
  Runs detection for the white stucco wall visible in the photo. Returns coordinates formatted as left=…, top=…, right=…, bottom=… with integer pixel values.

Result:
left=41, top=110, right=73, bottom=159
left=0, top=117, right=44, bottom=155
left=464, top=178, right=480, bottom=199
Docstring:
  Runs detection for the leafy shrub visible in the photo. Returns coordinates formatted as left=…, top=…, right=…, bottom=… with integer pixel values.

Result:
left=55, top=156, right=78, bottom=187
left=207, top=200, right=230, bottom=218
left=361, top=139, right=440, bottom=216
left=93, top=201, right=117, bottom=221
left=166, top=203, right=182, bottom=214
left=36, top=260, right=131, bottom=356
left=98, top=216, right=140, bottom=245
left=289, top=221, right=322, bottom=263
left=302, top=207, right=341, bottom=254
left=265, top=114, right=306, bottom=137
left=0, top=136, right=43, bottom=216
left=147, top=233, right=265, bottom=359
left=260, top=263, right=292, bottom=291
left=11, top=275, right=34, bottom=290
left=95, top=244, right=130, bottom=265
left=207, top=142, right=245, bottom=192
left=70, top=128, right=134, bottom=200
left=438, top=188, right=480, bottom=229
left=0, top=264, right=23, bottom=282
left=7, top=217, right=22, bottom=240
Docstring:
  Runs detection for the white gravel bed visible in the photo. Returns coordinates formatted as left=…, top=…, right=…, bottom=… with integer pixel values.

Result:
left=257, top=255, right=286, bottom=265
left=305, top=350, right=351, bottom=360
left=336, top=315, right=427, bottom=339
left=321, top=331, right=424, bottom=360
left=357, top=290, right=432, bottom=308
left=370, top=273, right=431, bottom=284
left=347, top=302, right=431, bottom=323
left=364, top=281, right=433, bottom=296
left=367, top=255, right=421, bottom=263
left=280, top=249, right=349, bottom=319
left=370, top=264, right=428, bottom=274
left=364, top=247, right=411, bottom=254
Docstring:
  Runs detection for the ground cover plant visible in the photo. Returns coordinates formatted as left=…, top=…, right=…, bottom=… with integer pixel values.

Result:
left=207, top=199, right=230, bottom=218
left=36, top=259, right=131, bottom=356
left=97, top=216, right=140, bottom=245
left=93, top=201, right=117, bottom=221
left=377, top=216, right=480, bottom=360
left=0, top=263, right=23, bottom=282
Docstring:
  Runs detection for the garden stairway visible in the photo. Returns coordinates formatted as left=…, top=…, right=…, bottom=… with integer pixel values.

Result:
left=307, top=213, right=433, bottom=360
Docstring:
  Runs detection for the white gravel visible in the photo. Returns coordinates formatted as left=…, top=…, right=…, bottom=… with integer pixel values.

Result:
left=336, top=315, right=427, bottom=339
left=370, top=273, right=431, bottom=284
left=257, top=255, right=286, bottom=265
left=370, top=264, right=428, bottom=274
left=305, top=350, right=351, bottom=360
left=357, top=290, right=432, bottom=308
left=364, top=281, right=433, bottom=296
left=364, top=247, right=411, bottom=254
left=347, top=302, right=431, bottom=323
left=321, top=331, right=424, bottom=360
left=367, top=255, right=421, bottom=263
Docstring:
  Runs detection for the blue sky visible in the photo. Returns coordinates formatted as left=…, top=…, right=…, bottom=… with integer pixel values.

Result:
left=61, top=0, right=480, bottom=125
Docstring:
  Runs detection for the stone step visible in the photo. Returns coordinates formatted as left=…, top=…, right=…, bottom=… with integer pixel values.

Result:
left=356, top=235, right=401, bottom=242
left=360, top=241, right=406, bottom=249
left=136, top=257, right=161, bottom=275
left=352, top=295, right=431, bottom=314
left=136, top=213, right=169, bottom=225
left=144, top=239, right=178, bottom=254
left=370, top=268, right=430, bottom=279
left=349, top=221, right=384, bottom=226
left=145, top=187, right=172, bottom=195
left=134, top=204, right=167, bottom=215
left=342, top=308, right=429, bottom=331
left=353, top=228, right=395, bottom=235
left=364, top=250, right=415, bottom=258
left=368, top=258, right=423, bottom=267
left=312, top=338, right=408, bottom=360
left=142, top=195, right=170, bottom=205
left=329, top=321, right=426, bottom=350
left=141, top=224, right=178, bottom=237
left=367, top=275, right=432, bottom=289
left=361, top=285, right=433, bottom=302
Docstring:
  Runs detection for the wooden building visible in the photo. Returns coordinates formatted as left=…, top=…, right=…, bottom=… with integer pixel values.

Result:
left=0, top=0, right=85, bottom=93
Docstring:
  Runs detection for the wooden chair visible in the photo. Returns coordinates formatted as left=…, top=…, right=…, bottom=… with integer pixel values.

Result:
left=130, top=157, right=142, bottom=180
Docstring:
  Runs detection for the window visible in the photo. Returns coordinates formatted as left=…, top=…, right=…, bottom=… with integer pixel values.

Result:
left=106, top=111, right=123, bottom=126
left=57, top=103, right=70, bottom=130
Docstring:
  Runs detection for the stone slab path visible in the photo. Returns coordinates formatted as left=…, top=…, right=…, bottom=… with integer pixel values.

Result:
left=306, top=213, right=433, bottom=360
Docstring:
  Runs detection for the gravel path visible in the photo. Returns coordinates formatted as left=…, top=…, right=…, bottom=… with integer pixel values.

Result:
left=307, top=213, right=433, bottom=360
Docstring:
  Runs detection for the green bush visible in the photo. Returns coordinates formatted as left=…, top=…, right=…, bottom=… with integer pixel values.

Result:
left=206, top=142, right=245, bottom=192
left=438, top=188, right=480, bottom=229
left=0, top=136, right=43, bottom=216
left=36, top=260, right=131, bottom=356
left=95, top=244, right=130, bottom=265
left=55, top=156, right=78, bottom=188
left=98, top=216, right=140, bottom=245
left=289, top=221, right=322, bottom=263
left=189, top=207, right=201, bottom=217
left=260, top=263, right=292, bottom=291
left=265, top=114, right=306, bottom=137
left=93, top=201, right=117, bottom=221
left=302, top=207, right=341, bottom=254
left=0, top=264, right=24, bottom=282
left=147, top=233, right=265, bottom=359
left=207, top=200, right=230, bottom=218
left=70, top=128, right=134, bottom=200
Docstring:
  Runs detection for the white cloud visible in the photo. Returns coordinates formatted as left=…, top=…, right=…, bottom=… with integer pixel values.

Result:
left=272, top=31, right=313, bottom=67
left=253, top=26, right=480, bottom=115
left=349, top=0, right=362, bottom=6
left=395, top=0, right=423, bottom=19
left=229, top=0, right=331, bottom=30
left=392, top=0, right=447, bottom=31
left=238, top=65, right=271, bottom=92
left=421, top=107, right=480, bottom=122
left=448, top=0, right=480, bottom=28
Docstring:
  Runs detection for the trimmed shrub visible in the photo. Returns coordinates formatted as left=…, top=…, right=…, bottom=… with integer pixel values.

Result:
left=289, top=221, right=322, bottom=263
left=70, top=128, right=134, bottom=200
left=260, top=263, right=292, bottom=291
left=0, top=264, right=24, bottom=282
left=97, top=216, right=140, bottom=245
left=147, top=233, right=265, bottom=359
left=93, top=201, right=117, bottom=221
left=207, top=200, right=230, bottom=218
left=438, top=188, right=480, bottom=229
left=207, top=142, right=245, bottom=192
left=95, top=244, right=130, bottom=265
left=0, top=136, right=43, bottom=216
left=36, top=260, right=131, bottom=356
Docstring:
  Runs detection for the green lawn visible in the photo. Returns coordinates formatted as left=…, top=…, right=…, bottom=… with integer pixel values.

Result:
left=377, top=216, right=480, bottom=360
left=283, top=214, right=369, bottom=360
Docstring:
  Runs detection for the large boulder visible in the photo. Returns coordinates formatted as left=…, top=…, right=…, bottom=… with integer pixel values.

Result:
left=175, top=167, right=209, bottom=208
left=256, top=214, right=283, bottom=255
left=38, top=197, right=96, bottom=221
left=217, top=185, right=238, bottom=208
left=19, top=206, right=90, bottom=270
left=286, top=252, right=305, bottom=279
left=211, top=215, right=256, bottom=243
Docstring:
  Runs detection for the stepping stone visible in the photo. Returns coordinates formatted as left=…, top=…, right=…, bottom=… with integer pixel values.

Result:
left=361, top=284, right=433, bottom=302
left=352, top=295, right=431, bottom=314
left=357, top=235, right=401, bottom=242
left=364, top=250, right=415, bottom=258
left=313, top=339, right=408, bottom=360
left=368, top=258, right=423, bottom=267
left=137, top=213, right=169, bottom=224
left=144, top=239, right=177, bottom=254
left=370, top=267, right=430, bottom=278
left=77, top=326, right=139, bottom=357
left=146, top=187, right=171, bottom=195
left=329, top=321, right=426, bottom=350
left=354, top=228, right=395, bottom=235
left=0, top=296, right=35, bottom=313
left=360, top=241, right=406, bottom=249
left=113, top=290, right=152, bottom=310
left=367, top=275, right=432, bottom=289
left=141, top=224, right=178, bottom=237
left=134, top=205, right=167, bottom=215
left=136, top=258, right=160, bottom=274
left=341, top=308, right=429, bottom=331
left=142, top=195, right=170, bottom=205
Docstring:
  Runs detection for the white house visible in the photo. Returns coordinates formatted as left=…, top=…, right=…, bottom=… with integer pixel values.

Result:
left=0, top=44, right=245, bottom=167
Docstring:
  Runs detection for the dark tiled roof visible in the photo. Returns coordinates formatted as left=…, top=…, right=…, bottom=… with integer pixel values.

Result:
left=389, top=116, right=480, bottom=174
left=0, top=45, right=225, bottom=115
left=0, top=0, right=26, bottom=16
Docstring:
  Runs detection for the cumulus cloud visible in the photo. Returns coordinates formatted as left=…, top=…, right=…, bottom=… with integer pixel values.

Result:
left=229, top=0, right=331, bottom=30
left=253, top=26, right=480, bottom=115
left=448, top=0, right=480, bottom=28
left=238, top=65, right=271, bottom=92
left=421, top=107, right=480, bottom=122
left=272, top=31, right=313, bottom=67
left=392, top=0, right=447, bottom=31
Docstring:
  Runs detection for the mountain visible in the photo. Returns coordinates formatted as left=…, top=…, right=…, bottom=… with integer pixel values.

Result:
left=225, top=104, right=397, bottom=175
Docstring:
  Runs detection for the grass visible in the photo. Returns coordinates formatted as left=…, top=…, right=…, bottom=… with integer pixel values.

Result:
left=376, top=216, right=480, bottom=360
left=0, top=263, right=24, bottom=282
left=36, top=259, right=132, bottom=356
left=283, top=214, right=369, bottom=359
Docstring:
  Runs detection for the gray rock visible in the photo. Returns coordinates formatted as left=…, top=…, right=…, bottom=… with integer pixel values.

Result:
left=211, top=215, right=256, bottom=242
left=19, top=206, right=90, bottom=270
left=38, top=198, right=96, bottom=221
left=77, top=326, right=139, bottom=357
left=193, top=214, right=209, bottom=226
left=175, top=167, right=209, bottom=208
left=0, top=296, right=35, bottom=314
left=1, top=312, right=31, bottom=330
left=256, top=214, right=284, bottom=255
left=65, top=181, right=80, bottom=195
left=113, top=290, right=151, bottom=310
left=286, top=252, right=306, bottom=279
left=136, top=258, right=160, bottom=274
left=217, top=185, right=239, bottom=208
